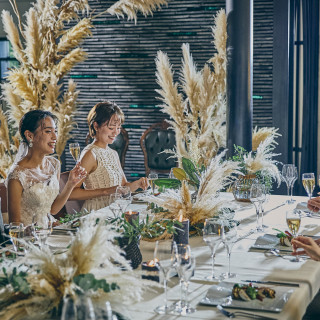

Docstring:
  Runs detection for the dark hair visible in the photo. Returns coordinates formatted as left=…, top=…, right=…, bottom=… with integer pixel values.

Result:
left=19, top=110, right=58, bottom=143
left=87, top=101, right=124, bottom=137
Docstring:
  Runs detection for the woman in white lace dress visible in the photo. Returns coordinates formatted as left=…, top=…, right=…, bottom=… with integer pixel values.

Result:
left=70, top=101, right=148, bottom=211
left=6, top=110, right=86, bottom=227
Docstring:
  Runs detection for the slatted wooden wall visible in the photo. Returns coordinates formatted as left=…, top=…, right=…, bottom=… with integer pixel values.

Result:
left=63, top=0, right=274, bottom=180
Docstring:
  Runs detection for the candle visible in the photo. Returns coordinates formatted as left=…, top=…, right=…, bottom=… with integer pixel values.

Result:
left=173, top=213, right=189, bottom=244
left=141, top=259, right=159, bottom=282
left=124, top=210, right=139, bottom=225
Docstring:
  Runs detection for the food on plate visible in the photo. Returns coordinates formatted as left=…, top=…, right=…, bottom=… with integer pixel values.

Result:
left=273, top=228, right=293, bottom=246
left=232, top=283, right=276, bottom=301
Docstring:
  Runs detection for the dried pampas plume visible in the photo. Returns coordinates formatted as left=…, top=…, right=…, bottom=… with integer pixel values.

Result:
left=155, top=9, right=227, bottom=167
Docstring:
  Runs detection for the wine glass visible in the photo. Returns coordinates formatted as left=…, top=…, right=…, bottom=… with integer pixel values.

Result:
left=9, top=222, right=24, bottom=252
left=115, top=186, right=131, bottom=213
left=69, top=142, right=81, bottom=163
left=32, top=216, right=52, bottom=248
left=153, top=241, right=177, bottom=314
left=221, top=220, right=238, bottom=279
left=302, top=173, right=315, bottom=200
left=174, top=244, right=196, bottom=315
left=148, top=173, right=158, bottom=194
left=109, top=193, right=122, bottom=218
left=286, top=210, right=301, bottom=262
left=282, top=165, right=296, bottom=203
left=249, top=184, right=265, bottom=232
left=202, top=218, right=223, bottom=280
left=61, top=295, right=96, bottom=320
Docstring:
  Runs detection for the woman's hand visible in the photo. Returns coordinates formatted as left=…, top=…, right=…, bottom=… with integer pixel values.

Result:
left=67, top=164, right=87, bottom=188
left=292, top=236, right=320, bottom=261
left=128, top=177, right=149, bottom=192
left=307, top=197, right=320, bottom=212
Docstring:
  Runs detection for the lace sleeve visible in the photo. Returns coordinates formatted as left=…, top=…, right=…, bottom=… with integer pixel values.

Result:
left=47, top=156, right=60, bottom=177
left=5, top=165, right=23, bottom=188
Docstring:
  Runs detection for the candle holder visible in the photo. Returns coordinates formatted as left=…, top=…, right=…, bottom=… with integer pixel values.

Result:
left=173, top=219, right=189, bottom=244
left=124, top=211, right=139, bottom=225
left=141, top=260, right=159, bottom=282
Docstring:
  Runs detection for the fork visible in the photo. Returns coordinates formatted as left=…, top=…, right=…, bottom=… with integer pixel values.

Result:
left=217, top=305, right=277, bottom=319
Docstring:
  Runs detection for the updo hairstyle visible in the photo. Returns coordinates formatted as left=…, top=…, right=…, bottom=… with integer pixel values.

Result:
left=19, top=110, right=58, bottom=143
left=87, top=101, right=124, bottom=138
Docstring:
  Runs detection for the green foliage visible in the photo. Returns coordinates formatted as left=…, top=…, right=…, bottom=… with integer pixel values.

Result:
left=0, top=267, right=31, bottom=295
left=107, top=214, right=177, bottom=244
left=154, top=178, right=181, bottom=190
left=73, top=273, right=119, bottom=294
left=182, top=158, right=200, bottom=187
left=59, top=210, right=89, bottom=224
left=148, top=202, right=169, bottom=214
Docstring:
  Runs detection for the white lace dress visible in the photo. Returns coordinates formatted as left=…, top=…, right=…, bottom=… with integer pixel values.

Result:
left=6, top=156, right=60, bottom=227
left=81, top=144, right=124, bottom=212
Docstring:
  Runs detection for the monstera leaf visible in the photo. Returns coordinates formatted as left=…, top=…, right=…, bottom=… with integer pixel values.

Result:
left=154, top=178, right=181, bottom=189
left=181, top=158, right=200, bottom=187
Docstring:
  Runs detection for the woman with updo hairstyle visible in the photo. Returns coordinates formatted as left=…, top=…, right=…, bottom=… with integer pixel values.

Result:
left=70, top=101, right=148, bottom=211
left=6, top=110, right=86, bottom=226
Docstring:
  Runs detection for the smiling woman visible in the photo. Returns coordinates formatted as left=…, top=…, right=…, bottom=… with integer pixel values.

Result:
left=6, top=110, right=87, bottom=226
left=69, top=101, right=149, bottom=212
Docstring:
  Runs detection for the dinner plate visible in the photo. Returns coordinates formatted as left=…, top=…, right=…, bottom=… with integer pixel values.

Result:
left=200, top=281, right=294, bottom=312
left=251, top=234, right=292, bottom=252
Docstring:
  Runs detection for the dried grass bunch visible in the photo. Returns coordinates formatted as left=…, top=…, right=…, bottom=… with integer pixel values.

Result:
left=0, top=0, right=92, bottom=179
left=107, top=0, right=168, bottom=23
left=0, top=215, right=150, bottom=320
left=155, top=9, right=227, bottom=167
left=145, top=151, right=240, bottom=225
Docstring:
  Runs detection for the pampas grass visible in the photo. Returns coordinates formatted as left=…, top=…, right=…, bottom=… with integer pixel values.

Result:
left=0, top=214, right=152, bottom=320
left=155, top=10, right=227, bottom=167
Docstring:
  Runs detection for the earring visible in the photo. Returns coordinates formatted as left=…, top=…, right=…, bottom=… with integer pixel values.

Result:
left=28, top=139, right=33, bottom=148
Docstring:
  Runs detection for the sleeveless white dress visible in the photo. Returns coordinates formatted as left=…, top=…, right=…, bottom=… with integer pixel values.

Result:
left=81, top=143, right=124, bottom=212
left=6, top=156, right=60, bottom=227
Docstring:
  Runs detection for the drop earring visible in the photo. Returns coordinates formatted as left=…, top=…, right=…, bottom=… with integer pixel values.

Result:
left=28, top=139, right=33, bottom=148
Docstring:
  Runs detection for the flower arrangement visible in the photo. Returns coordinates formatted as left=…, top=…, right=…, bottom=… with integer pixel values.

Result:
left=231, top=127, right=282, bottom=190
left=0, top=215, right=154, bottom=320
left=145, top=151, right=241, bottom=226
left=155, top=9, right=227, bottom=168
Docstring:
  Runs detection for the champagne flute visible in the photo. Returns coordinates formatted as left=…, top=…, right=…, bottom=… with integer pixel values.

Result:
left=202, top=218, right=223, bottom=280
left=289, top=166, right=298, bottom=203
left=221, top=220, right=238, bottom=279
left=302, top=173, right=315, bottom=200
left=148, top=173, right=158, bottom=195
left=154, top=241, right=177, bottom=314
left=282, top=164, right=296, bottom=203
left=286, top=210, right=301, bottom=262
left=9, top=222, right=24, bottom=252
left=69, top=142, right=81, bottom=163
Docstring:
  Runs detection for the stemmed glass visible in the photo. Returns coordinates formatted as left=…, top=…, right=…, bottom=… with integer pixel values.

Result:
left=174, top=245, right=196, bottom=315
left=249, top=184, right=266, bottom=232
left=148, top=173, right=158, bottom=195
left=302, top=173, right=315, bottom=200
left=282, top=165, right=297, bottom=203
left=109, top=193, right=122, bottom=218
left=61, top=295, right=96, bottom=320
left=115, top=186, right=131, bottom=213
left=286, top=210, right=302, bottom=262
left=69, top=142, right=81, bottom=163
left=9, top=222, right=24, bottom=252
left=154, top=241, right=177, bottom=314
left=32, top=216, right=53, bottom=248
left=202, top=218, right=223, bottom=280
left=221, top=220, right=238, bottom=279
left=289, top=167, right=298, bottom=203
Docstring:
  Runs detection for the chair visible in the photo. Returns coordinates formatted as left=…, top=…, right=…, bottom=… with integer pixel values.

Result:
left=58, top=172, right=84, bottom=216
left=140, top=120, right=177, bottom=176
left=0, top=183, right=7, bottom=214
left=85, top=127, right=129, bottom=168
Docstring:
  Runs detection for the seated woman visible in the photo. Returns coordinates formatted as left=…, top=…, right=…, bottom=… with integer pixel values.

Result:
left=70, top=101, right=148, bottom=211
left=6, top=110, right=86, bottom=227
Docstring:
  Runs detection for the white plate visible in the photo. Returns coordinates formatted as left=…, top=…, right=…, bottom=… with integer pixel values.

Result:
left=200, top=281, right=294, bottom=312
left=251, top=234, right=292, bottom=252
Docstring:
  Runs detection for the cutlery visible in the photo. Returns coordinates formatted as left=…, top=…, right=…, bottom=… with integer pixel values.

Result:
left=217, top=305, right=277, bottom=319
left=263, top=203, right=286, bottom=215
left=241, top=279, right=300, bottom=287
left=267, top=248, right=292, bottom=259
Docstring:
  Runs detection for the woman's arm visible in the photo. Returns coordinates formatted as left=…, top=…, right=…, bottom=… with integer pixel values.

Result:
left=7, top=179, right=23, bottom=223
left=68, top=149, right=118, bottom=201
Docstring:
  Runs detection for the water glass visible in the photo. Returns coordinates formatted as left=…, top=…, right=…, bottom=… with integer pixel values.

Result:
left=249, top=184, right=265, bottom=232
left=202, top=218, right=223, bottom=280
left=289, top=166, right=298, bottom=203
left=61, top=295, right=96, bottom=320
left=32, top=217, right=52, bottom=248
left=115, top=186, right=131, bottom=212
left=302, top=173, right=315, bottom=200
left=109, top=193, right=122, bottom=218
left=282, top=165, right=297, bottom=202
left=154, top=241, right=177, bottom=314
left=9, top=222, right=24, bottom=252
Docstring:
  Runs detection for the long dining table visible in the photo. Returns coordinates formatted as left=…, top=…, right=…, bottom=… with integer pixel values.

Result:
left=105, top=193, right=320, bottom=320
left=3, top=193, right=320, bottom=319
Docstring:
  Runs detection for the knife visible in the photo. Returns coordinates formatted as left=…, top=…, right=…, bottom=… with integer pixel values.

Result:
left=241, top=279, right=300, bottom=287
left=217, top=305, right=277, bottom=320
left=263, top=202, right=286, bottom=215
